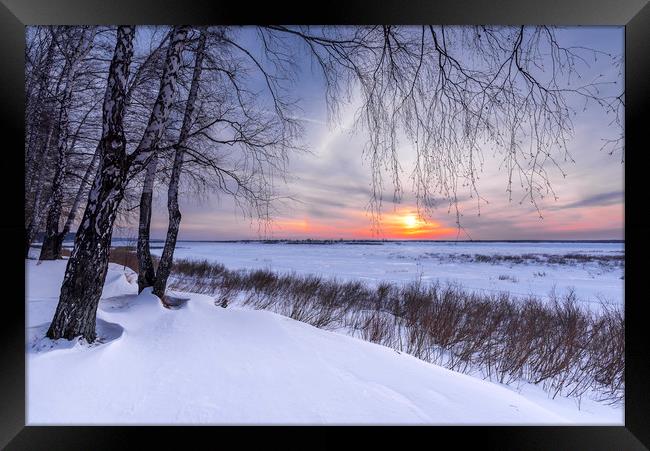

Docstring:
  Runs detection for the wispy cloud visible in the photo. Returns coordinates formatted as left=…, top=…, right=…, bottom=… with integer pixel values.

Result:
left=554, top=191, right=623, bottom=210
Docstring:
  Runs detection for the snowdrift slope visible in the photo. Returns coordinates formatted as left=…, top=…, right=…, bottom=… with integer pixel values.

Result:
left=26, top=260, right=618, bottom=424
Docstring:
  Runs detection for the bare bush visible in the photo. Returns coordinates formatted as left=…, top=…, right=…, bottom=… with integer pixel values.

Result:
left=426, top=252, right=624, bottom=268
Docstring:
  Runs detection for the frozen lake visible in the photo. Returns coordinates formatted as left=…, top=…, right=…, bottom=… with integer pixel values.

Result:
left=148, top=241, right=624, bottom=307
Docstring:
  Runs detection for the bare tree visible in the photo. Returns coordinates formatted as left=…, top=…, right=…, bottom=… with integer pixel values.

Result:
left=39, top=27, right=95, bottom=260
left=25, top=26, right=111, bottom=258
left=133, top=26, right=190, bottom=293
left=152, top=29, right=207, bottom=301
left=47, top=26, right=137, bottom=341
left=24, top=26, right=62, bottom=256
left=46, top=25, right=191, bottom=340
left=142, top=26, right=301, bottom=300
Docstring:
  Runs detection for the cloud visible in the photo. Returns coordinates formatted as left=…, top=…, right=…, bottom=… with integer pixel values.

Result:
left=555, top=191, right=623, bottom=210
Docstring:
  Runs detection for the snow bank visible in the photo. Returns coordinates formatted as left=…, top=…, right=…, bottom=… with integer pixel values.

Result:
left=26, top=260, right=622, bottom=425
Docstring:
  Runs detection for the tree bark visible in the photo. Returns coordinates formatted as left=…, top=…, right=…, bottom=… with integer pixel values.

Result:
left=47, top=26, right=136, bottom=342
left=137, top=155, right=158, bottom=292
left=152, top=30, right=207, bottom=300
left=132, top=26, right=190, bottom=294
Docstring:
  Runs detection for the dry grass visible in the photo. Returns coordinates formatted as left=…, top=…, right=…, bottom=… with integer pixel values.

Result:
left=61, top=245, right=139, bottom=273
left=107, top=246, right=140, bottom=273
left=422, top=252, right=624, bottom=267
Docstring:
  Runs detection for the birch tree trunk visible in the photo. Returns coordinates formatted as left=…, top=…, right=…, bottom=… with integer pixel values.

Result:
left=58, top=142, right=101, bottom=243
left=25, top=29, right=60, bottom=256
left=137, top=155, right=158, bottom=292
left=25, top=124, right=56, bottom=257
left=152, top=31, right=207, bottom=300
left=132, top=26, right=190, bottom=294
left=47, top=26, right=136, bottom=342
left=40, top=29, right=93, bottom=261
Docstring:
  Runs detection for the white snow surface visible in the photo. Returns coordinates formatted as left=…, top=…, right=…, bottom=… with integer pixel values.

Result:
left=26, top=259, right=622, bottom=425
left=150, top=241, right=624, bottom=307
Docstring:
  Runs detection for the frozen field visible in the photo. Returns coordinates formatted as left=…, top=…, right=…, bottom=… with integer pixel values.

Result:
left=149, top=241, right=624, bottom=307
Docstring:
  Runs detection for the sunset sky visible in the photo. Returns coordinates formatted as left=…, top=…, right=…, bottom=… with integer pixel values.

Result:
left=145, top=26, right=624, bottom=241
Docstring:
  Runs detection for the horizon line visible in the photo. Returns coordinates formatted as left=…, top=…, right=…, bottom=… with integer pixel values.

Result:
left=108, top=238, right=625, bottom=243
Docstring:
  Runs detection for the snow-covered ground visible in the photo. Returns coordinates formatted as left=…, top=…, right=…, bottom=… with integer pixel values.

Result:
left=150, top=241, right=624, bottom=308
left=26, top=259, right=622, bottom=425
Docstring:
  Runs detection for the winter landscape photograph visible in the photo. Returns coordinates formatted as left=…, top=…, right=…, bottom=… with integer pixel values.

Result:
left=25, top=25, right=624, bottom=425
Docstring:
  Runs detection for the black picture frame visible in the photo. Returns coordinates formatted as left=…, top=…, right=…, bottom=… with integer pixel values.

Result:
left=2, top=0, right=648, bottom=449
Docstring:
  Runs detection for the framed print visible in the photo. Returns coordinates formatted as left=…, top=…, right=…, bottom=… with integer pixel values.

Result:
left=2, top=0, right=649, bottom=448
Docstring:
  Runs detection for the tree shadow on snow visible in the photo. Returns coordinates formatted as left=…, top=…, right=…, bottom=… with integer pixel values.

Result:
left=26, top=318, right=124, bottom=354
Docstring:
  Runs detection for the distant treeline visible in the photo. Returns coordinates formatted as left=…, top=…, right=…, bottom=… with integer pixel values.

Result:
left=106, top=238, right=624, bottom=245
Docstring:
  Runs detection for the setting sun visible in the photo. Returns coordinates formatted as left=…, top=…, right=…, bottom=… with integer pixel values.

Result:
left=403, top=214, right=419, bottom=229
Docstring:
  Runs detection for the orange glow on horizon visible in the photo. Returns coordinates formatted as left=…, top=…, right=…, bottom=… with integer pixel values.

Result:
left=271, top=209, right=458, bottom=240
